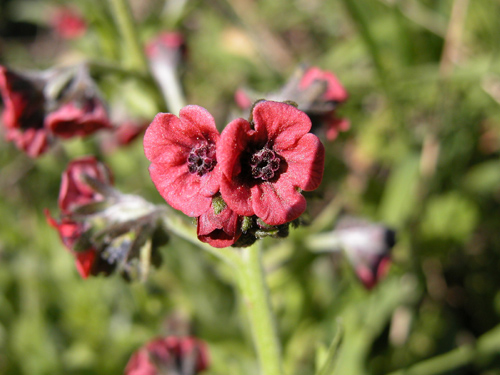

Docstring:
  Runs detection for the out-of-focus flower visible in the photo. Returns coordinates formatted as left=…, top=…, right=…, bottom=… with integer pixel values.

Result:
left=44, top=64, right=112, bottom=137
left=218, top=100, right=324, bottom=226
left=45, top=214, right=98, bottom=278
left=146, top=32, right=185, bottom=63
left=58, top=156, right=112, bottom=214
left=236, top=66, right=349, bottom=141
left=125, top=336, right=209, bottom=375
left=334, top=217, right=395, bottom=289
left=144, top=105, right=221, bottom=218
left=45, top=98, right=111, bottom=138
left=47, top=157, right=167, bottom=280
left=51, top=7, right=87, bottom=39
left=0, top=66, right=50, bottom=157
left=146, top=32, right=186, bottom=114
left=197, top=197, right=241, bottom=248
left=99, top=120, right=149, bottom=153
left=0, top=64, right=111, bottom=157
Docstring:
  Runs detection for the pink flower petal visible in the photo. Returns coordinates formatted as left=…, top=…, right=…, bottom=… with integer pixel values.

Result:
left=149, top=163, right=212, bottom=217
left=252, top=101, right=312, bottom=150
left=217, top=117, right=253, bottom=179
left=251, top=179, right=306, bottom=226
left=279, top=133, right=325, bottom=191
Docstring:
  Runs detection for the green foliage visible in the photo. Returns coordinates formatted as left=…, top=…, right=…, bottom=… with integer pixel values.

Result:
left=1, top=0, right=500, bottom=374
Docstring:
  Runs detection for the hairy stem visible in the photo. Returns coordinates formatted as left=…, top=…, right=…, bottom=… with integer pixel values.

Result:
left=237, top=242, right=283, bottom=375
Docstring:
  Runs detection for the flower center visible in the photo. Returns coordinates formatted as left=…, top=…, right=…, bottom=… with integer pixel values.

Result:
left=187, top=142, right=216, bottom=176
left=250, top=147, right=281, bottom=181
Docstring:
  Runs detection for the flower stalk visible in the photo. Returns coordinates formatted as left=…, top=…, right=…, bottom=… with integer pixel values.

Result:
left=107, top=0, right=149, bottom=73
left=237, top=242, right=283, bottom=375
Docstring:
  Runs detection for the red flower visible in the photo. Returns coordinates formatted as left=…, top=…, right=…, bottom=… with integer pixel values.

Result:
left=299, top=67, right=349, bottom=141
left=145, top=32, right=185, bottom=59
left=299, top=67, right=348, bottom=103
left=125, top=336, right=209, bottom=375
left=58, top=156, right=113, bottom=214
left=197, top=201, right=241, bottom=248
left=144, top=105, right=221, bottom=217
left=45, top=98, right=111, bottom=139
left=218, top=101, right=324, bottom=226
left=45, top=211, right=97, bottom=278
left=51, top=7, right=87, bottom=39
left=0, top=66, right=50, bottom=156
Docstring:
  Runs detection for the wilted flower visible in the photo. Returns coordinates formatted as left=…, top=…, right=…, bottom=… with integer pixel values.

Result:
left=218, top=100, right=324, bottom=226
left=236, top=66, right=349, bottom=141
left=47, top=157, right=167, bottom=280
left=0, top=64, right=111, bottom=157
left=335, top=217, right=395, bottom=289
left=125, top=336, right=209, bottom=375
left=0, top=66, right=50, bottom=157
left=144, top=105, right=221, bottom=217
left=58, top=156, right=112, bottom=214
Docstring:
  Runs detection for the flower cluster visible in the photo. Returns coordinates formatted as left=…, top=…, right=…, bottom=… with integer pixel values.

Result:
left=0, top=64, right=111, bottom=157
left=46, top=157, right=167, bottom=280
left=144, top=100, right=325, bottom=248
left=125, top=336, right=209, bottom=375
left=235, top=66, right=349, bottom=141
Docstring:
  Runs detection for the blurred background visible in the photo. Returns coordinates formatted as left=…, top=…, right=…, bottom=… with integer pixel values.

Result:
left=1, top=0, right=500, bottom=374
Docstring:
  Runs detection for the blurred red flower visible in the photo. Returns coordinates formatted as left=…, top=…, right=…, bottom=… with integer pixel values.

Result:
left=46, top=98, right=111, bottom=139
left=58, top=156, right=113, bottom=214
left=125, top=336, right=209, bottom=375
left=51, top=7, right=87, bottom=39
left=45, top=213, right=97, bottom=279
left=0, top=66, right=50, bottom=157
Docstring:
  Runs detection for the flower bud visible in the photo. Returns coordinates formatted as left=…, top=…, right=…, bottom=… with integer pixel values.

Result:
left=334, top=217, right=395, bottom=289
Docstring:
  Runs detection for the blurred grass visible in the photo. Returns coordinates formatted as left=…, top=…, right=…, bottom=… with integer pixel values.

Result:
left=1, top=0, right=500, bottom=374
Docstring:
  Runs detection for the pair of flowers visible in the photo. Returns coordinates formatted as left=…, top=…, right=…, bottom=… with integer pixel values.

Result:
left=144, top=100, right=325, bottom=248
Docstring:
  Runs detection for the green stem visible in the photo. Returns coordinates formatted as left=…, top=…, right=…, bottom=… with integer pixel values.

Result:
left=386, top=323, right=500, bottom=375
left=108, top=0, right=149, bottom=72
left=385, top=345, right=474, bottom=375
left=237, top=242, right=283, bottom=375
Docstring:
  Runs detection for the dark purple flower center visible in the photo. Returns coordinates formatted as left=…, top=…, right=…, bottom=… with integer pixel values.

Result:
left=249, top=147, right=281, bottom=181
left=187, top=142, right=216, bottom=176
